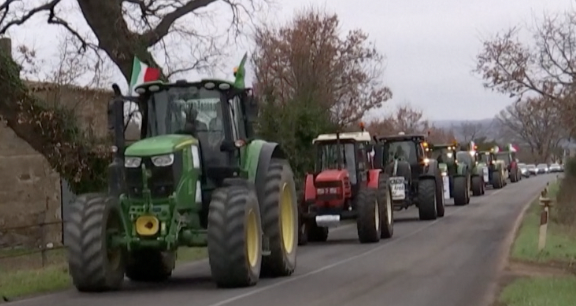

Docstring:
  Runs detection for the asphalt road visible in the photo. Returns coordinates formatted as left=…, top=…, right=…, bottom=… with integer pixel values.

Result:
left=9, top=174, right=555, bottom=306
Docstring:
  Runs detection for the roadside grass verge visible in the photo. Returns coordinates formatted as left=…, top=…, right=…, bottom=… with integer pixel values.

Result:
left=0, top=247, right=207, bottom=302
left=498, top=177, right=576, bottom=306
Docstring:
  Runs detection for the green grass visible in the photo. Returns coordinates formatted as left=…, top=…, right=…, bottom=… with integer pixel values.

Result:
left=510, top=182, right=576, bottom=264
left=499, top=276, right=576, bottom=306
left=499, top=179, right=576, bottom=306
left=0, top=247, right=207, bottom=301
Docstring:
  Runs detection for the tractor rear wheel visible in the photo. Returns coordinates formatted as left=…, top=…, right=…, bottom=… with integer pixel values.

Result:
left=207, top=185, right=262, bottom=288
left=417, top=178, right=437, bottom=220
left=377, top=174, right=394, bottom=239
left=125, top=250, right=175, bottom=282
left=453, top=176, right=468, bottom=206
left=471, top=175, right=482, bottom=196
left=435, top=175, right=445, bottom=218
left=492, top=171, right=503, bottom=189
left=260, top=159, right=298, bottom=277
left=66, top=193, right=125, bottom=292
left=356, top=187, right=381, bottom=243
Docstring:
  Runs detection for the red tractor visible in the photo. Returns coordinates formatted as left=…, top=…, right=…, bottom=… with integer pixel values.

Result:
left=298, top=127, right=393, bottom=245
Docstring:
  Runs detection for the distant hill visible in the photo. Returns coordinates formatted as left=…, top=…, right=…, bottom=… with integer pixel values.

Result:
left=431, top=118, right=500, bottom=141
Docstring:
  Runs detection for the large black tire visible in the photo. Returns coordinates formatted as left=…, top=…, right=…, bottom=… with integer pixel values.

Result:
left=377, top=174, right=394, bottom=239
left=356, top=187, right=381, bottom=243
left=471, top=175, right=483, bottom=196
left=125, top=250, right=175, bottom=282
left=207, top=185, right=262, bottom=288
left=510, top=170, right=518, bottom=183
left=260, top=159, right=298, bottom=277
left=453, top=176, right=468, bottom=206
left=66, top=193, right=125, bottom=292
left=492, top=171, right=503, bottom=189
left=417, top=178, right=437, bottom=220
left=297, top=210, right=308, bottom=246
left=435, top=175, right=445, bottom=218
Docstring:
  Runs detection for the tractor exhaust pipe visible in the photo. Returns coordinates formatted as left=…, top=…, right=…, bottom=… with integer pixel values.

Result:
left=107, top=89, right=127, bottom=197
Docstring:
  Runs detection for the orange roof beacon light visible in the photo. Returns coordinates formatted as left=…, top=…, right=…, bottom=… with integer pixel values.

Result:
left=423, top=141, right=428, bottom=147
left=359, top=121, right=365, bottom=132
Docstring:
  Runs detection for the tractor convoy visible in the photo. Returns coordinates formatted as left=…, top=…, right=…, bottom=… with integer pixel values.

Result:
left=63, top=55, right=534, bottom=294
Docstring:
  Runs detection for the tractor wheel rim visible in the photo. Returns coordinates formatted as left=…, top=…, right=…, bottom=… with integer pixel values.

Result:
left=246, top=209, right=260, bottom=267
left=280, top=183, right=295, bottom=254
left=386, top=191, right=392, bottom=224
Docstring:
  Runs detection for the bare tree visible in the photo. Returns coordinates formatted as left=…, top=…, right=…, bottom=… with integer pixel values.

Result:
left=474, top=9, right=576, bottom=137
left=367, top=104, right=429, bottom=135
left=0, top=0, right=263, bottom=81
left=253, top=7, right=392, bottom=128
left=497, top=96, right=565, bottom=161
left=453, top=121, right=484, bottom=143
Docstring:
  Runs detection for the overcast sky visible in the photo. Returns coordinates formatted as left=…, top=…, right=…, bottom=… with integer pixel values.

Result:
left=7, top=0, right=576, bottom=121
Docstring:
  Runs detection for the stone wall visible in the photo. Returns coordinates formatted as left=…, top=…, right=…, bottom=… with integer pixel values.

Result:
left=0, top=49, right=112, bottom=248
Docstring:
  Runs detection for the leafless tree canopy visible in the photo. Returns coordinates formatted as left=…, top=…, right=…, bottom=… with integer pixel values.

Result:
left=453, top=121, right=484, bottom=143
left=496, top=96, right=565, bottom=161
left=0, top=0, right=265, bottom=81
left=253, top=8, right=392, bottom=127
left=474, top=9, right=576, bottom=137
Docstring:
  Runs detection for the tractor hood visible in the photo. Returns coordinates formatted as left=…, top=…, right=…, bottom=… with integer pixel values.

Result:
left=315, top=169, right=349, bottom=184
left=125, top=134, right=198, bottom=156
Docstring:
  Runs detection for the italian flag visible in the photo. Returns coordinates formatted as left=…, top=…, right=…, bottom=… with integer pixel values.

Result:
left=129, top=57, right=161, bottom=95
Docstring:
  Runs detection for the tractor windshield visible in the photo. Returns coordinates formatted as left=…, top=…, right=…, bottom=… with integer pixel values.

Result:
left=478, top=152, right=491, bottom=164
left=316, top=142, right=357, bottom=183
left=430, top=147, right=454, bottom=164
left=496, top=152, right=511, bottom=164
left=383, top=141, right=417, bottom=164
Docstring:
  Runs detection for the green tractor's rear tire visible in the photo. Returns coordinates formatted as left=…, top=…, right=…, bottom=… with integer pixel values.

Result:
left=435, top=174, right=445, bottom=218
left=377, top=174, right=394, bottom=239
left=471, top=175, right=483, bottom=196
left=260, top=159, right=298, bottom=278
left=356, top=187, right=381, bottom=243
left=207, top=185, right=262, bottom=288
left=66, top=193, right=125, bottom=292
left=453, top=176, right=468, bottom=206
left=492, top=171, right=503, bottom=189
left=125, top=250, right=175, bottom=282
left=417, top=178, right=437, bottom=220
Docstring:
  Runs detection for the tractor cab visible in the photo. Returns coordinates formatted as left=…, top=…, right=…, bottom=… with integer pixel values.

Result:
left=311, top=131, right=373, bottom=200
left=377, top=133, right=428, bottom=181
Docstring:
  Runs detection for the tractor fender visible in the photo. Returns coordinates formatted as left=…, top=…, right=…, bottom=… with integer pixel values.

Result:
left=421, top=159, right=439, bottom=179
left=367, top=169, right=381, bottom=189
left=303, top=173, right=316, bottom=202
left=249, top=140, right=287, bottom=205
left=456, top=163, right=467, bottom=176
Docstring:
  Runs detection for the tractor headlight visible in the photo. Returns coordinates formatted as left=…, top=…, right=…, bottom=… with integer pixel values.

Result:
left=446, top=153, right=453, bottom=158
left=151, top=154, right=174, bottom=167
left=423, top=158, right=430, bottom=165
left=125, top=157, right=142, bottom=168
left=441, top=171, right=447, bottom=177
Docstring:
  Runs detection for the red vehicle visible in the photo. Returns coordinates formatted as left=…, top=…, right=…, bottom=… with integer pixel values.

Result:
left=298, top=126, right=393, bottom=245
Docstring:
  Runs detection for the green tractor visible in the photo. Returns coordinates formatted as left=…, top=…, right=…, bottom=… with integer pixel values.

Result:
left=478, top=148, right=507, bottom=189
left=427, top=142, right=471, bottom=206
left=461, top=141, right=486, bottom=196
left=65, top=55, right=299, bottom=292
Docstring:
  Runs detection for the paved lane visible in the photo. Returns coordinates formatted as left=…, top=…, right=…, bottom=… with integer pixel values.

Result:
left=8, top=175, right=554, bottom=306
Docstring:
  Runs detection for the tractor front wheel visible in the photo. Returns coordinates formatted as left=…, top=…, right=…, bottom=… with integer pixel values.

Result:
left=207, top=185, right=262, bottom=288
left=260, top=159, right=298, bottom=277
left=453, top=176, right=469, bottom=206
left=417, top=178, right=437, bottom=220
left=471, top=175, right=483, bottom=196
left=377, top=174, right=394, bottom=239
left=492, top=171, right=503, bottom=189
left=66, top=193, right=125, bottom=292
left=356, top=188, right=381, bottom=243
